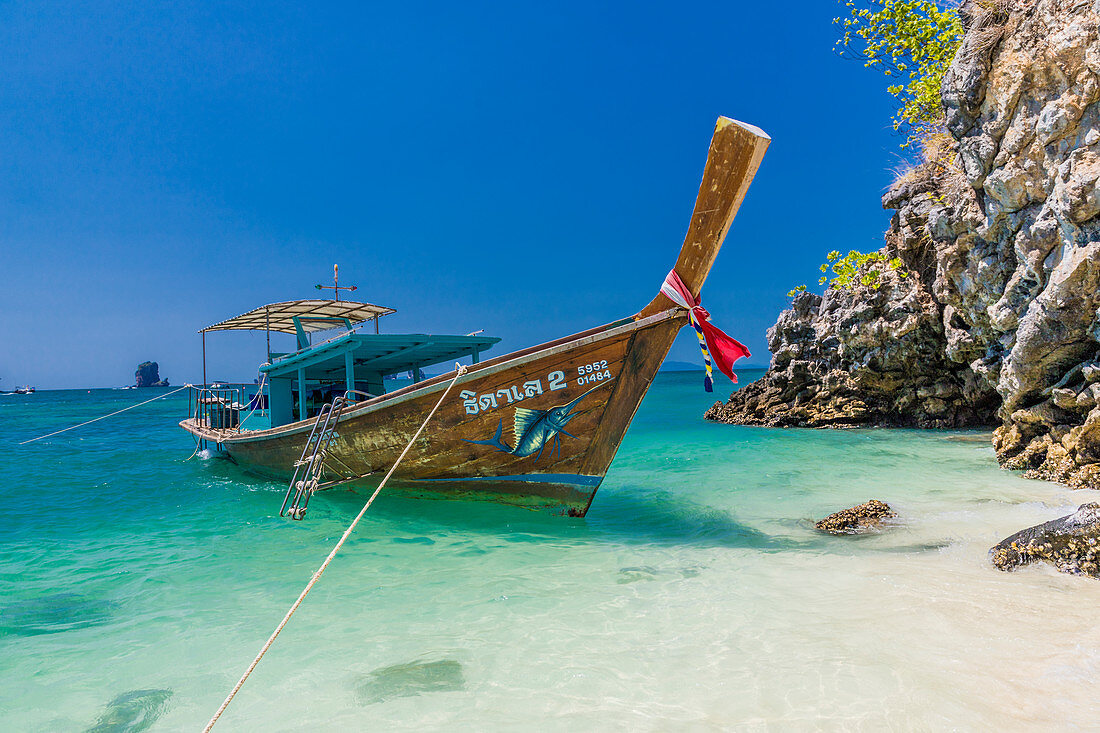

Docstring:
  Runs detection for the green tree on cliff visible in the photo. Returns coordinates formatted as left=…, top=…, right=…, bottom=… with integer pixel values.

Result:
left=788, top=1, right=962, bottom=299
left=836, top=0, right=963, bottom=146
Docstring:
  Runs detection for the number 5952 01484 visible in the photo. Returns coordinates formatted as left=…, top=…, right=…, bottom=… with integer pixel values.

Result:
left=577, top=360, right=611, bottom=385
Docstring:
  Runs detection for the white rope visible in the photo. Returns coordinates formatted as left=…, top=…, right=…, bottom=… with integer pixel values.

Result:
left=184, top=439, right=204, bottom=462
left=202, top=364, right=469, bottom=732
left=236, top=374, right=268, bottom=431
left=18, top=384, right=194, bottom=445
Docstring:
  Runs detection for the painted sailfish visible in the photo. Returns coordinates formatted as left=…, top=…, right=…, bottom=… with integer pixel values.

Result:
left=466, top=379, right=614, bottom=461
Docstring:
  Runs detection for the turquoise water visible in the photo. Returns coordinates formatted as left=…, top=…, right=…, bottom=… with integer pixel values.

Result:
left=5, top=372, right=1100, bottom=730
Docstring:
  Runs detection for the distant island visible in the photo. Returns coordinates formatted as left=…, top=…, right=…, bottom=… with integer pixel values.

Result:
left=135, top=361, right=170, bottom=387
left=661, top=360, right=703, bottom=372
left=660, top=359, right=766, bottom=372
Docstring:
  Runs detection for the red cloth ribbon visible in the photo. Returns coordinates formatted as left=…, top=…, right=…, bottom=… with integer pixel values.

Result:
left=660, top=269, right=751, bottom=387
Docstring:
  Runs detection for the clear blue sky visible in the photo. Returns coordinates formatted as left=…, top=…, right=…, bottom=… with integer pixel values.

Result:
left=0, top=1, right=911, bottom=389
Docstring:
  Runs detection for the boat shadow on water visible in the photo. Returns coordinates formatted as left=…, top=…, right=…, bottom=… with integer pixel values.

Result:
left=190, top=464, right=958, bottom=562
left=588, top=497, right=950, bottom=555
left=584, top=489, right=799, bottom=550
left=213, top=470, right=953, bottom=556
left=307, top=484, right=809, bottom=552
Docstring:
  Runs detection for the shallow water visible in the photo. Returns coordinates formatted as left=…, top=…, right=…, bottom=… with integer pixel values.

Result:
left=4, top=373, right=1100, bottom=730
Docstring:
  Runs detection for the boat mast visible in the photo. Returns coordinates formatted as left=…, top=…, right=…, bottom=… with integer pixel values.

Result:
left=265, top=306, right=270, bottom=363
left=315, top=264, right=358, bottom=302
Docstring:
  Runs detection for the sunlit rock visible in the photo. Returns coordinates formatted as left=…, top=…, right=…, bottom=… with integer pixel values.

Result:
left=708, top=0, right=1100, bottom=490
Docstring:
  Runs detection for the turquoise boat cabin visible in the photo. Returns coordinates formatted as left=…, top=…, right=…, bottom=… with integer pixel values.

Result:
left=195, top=299, right=499, bottom=431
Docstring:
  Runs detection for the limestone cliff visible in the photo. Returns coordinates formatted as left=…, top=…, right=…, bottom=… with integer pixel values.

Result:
left=135, top=361, right=169, bottom=387
left=707, top=0, right=1100, bottom=489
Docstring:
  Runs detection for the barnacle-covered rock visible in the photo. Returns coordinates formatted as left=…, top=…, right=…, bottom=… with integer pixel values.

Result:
left=814, top=499, right=897, bottom=535
left=991, top=503, right=1100, bottom=577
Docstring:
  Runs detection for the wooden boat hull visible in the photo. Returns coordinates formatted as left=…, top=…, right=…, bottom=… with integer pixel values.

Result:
left=181, top=116, right=770, bottom=516
left=182, top=309, right=685, bottom=515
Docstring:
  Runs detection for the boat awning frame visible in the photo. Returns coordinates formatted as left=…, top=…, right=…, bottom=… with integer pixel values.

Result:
left=260, top=331, right=501, bottom=380
left=200, top=300, right=396, bottom=335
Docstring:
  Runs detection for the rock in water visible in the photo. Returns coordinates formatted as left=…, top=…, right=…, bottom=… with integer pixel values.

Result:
left=0, top=593, right=114, bottom=636
left=85, top=689, right=172, bottom=733
left=991, top=503, right=1100, bottom=578
left=134, top=361, right=168, bottom=387
left=815, top=500, right=896, bottom=535
left=706, top=0, right=1100, bottom=490
left=355, top=659, right=465, bottom=705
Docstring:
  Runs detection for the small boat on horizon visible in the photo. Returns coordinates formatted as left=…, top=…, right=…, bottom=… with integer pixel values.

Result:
left=14, top=385, right=35, bottom=394
left=180, top=118, right=769, bottom=517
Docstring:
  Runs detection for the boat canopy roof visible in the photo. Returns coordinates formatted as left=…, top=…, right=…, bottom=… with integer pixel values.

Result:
left=260, top=331, right=500, bottom=380
left=201, top=299, right=396, bottom=335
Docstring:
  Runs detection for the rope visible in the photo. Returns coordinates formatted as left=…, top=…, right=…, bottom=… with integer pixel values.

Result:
left=236, top=374, right=268, bottom=431
left=184, top=436, right=205, bottom=462
left=202, top=364, right=469, bottom=732
left=18, top=384, right=194, bottom=445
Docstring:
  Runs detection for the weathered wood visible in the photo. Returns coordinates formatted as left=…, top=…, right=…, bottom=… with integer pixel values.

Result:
left=579, top=318, right=683, bottom=477
left=639, top=117, right=770, bottom=317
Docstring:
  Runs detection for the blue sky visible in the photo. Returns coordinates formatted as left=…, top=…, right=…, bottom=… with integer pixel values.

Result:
left=0, top=1, right=910, bottom=389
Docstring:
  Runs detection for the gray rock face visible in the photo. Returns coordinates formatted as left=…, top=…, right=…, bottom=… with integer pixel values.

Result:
left=991, top=502, right=1100, bottom=577
left=709, top=0, right=1100, bottom=490
left=134, top=361, right=169, bottom=387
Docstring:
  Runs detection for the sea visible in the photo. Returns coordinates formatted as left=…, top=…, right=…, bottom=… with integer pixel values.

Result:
left=4, top=370, right=1100, bottom=731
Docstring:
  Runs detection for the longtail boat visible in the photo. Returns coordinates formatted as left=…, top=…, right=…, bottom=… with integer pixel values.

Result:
left=181, top=117, right=769, bottom=517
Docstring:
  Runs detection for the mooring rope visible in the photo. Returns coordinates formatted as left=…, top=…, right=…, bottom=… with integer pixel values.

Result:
left=236, top=374, right=268, bottom=429
left=18, top=384, right=194, bottom=445
left=184, top=435, right=206, bottom=462
left=202, top=364, right=469, bottom=732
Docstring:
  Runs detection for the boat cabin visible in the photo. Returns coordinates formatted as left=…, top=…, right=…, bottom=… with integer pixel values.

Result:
left=197, top=299, right=499, bottom=431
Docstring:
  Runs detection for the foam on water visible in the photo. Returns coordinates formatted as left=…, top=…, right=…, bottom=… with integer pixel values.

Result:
left=4, top=376, right=1100, bottom=729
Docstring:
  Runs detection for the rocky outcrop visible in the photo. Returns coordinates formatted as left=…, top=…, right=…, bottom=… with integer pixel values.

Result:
left=815, top=499, right=897, bottom=535
left=709, top=0, right=1100, bottom=490
left=704, top=281, right=996, bottom=428
left=991, top=502, right=1100, bottom=577
left=135, top=361, right=169, bottom=387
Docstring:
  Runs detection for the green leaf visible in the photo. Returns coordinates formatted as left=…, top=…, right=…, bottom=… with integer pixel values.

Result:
left=835, top=0, right=962, bottom=146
